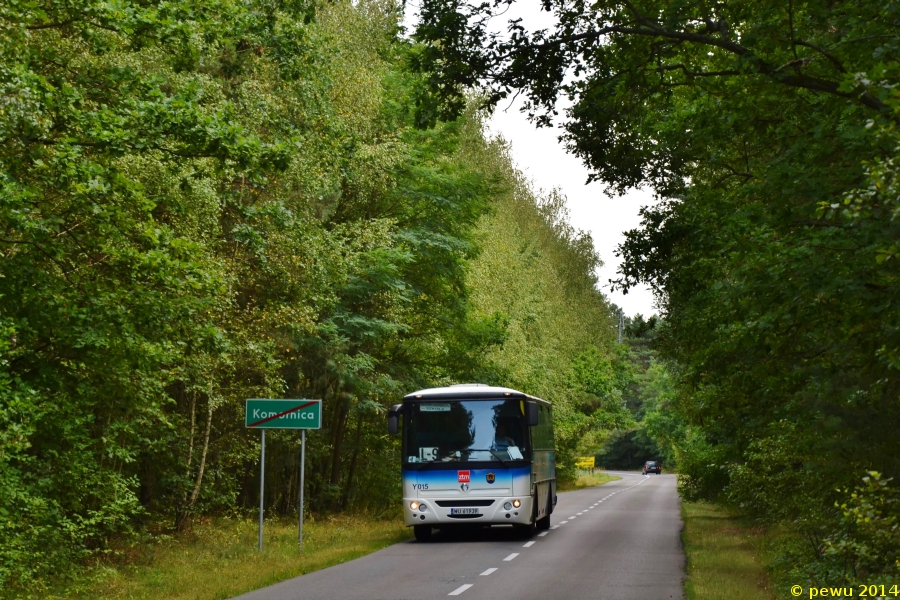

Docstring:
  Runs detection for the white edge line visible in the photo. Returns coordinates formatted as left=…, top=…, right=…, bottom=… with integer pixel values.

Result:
left=504, top=553, right=519, bottom=561
left=448, top=584, right=473, bottom=596
left=480, top=568, right=497, bottom=576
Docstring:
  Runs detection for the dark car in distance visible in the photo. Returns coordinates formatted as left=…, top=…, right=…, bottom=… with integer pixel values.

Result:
left=642, top=461, right=661, bottom=475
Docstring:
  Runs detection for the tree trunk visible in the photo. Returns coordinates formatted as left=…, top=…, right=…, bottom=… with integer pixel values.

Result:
left=176, top=399, right=213, bottom=531
left=329, top=393, right=351, bottom=489
left=186, top=391, right=196, bottom=468
left=340, top=415, right=364, bottom=509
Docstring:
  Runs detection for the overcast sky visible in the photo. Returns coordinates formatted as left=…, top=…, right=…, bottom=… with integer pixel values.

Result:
left=404, top=2, right=659, bottom=318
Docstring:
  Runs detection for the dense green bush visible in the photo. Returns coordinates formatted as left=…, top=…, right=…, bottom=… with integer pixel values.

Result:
left=773, top=473, right=900, bottom=589
left=825, top=474, right=900, bottom=582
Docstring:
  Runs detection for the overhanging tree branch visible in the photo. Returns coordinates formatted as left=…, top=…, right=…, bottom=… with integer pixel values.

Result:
left=490, top=5, right=887, bottom=111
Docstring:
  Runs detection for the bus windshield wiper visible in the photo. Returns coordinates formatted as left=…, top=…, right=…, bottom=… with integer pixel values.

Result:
left=434, top=449, right=462, bottom=462
left=468, top=449, right=509, bottom=465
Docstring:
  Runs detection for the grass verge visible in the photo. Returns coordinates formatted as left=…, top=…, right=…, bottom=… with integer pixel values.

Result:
left=557, top=470, right=620, bottom=491
left=39, top=515, right=412, bottom=600
left=682, top=501, right=774, bottom=600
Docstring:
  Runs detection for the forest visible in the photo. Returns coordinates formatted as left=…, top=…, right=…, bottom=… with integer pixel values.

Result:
left=7, top=0, right=900, bottom=594
left=415, top=0, right=900, bottom=589
left=0, top=0, right=631, bottom=591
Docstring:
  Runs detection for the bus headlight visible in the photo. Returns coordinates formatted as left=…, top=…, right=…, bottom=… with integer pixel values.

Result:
left=410, top=501, right=419, bottom=511
left=512, top=499, right=521, bottom=508
left=419, top=504, right=427, bottom=512
left=503, top=502, right=512, bottom=510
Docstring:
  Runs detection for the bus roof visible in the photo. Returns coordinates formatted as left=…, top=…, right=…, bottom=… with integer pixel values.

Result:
left=402, top=383, right=550, bottom=405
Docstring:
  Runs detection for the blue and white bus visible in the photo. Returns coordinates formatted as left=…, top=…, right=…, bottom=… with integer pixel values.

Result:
left=388, top=384, right=556, bottom=541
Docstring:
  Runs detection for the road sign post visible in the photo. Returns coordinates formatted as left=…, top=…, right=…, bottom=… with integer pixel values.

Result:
left=246, top=399, right=322, bottom=552
left=299, top=429, right=306, bottom=549
left=258, top=429, right=265, bottom=551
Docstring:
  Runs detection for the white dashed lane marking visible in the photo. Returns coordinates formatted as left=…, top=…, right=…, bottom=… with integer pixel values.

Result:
left=448, top=584, right=473, bottom=596
left=504, top=553, right=519, bottom=561
left=540, top=476, right=649, bottom=540
left=523, top=541, right=535, bottom=547
left=480, top=568, right=497, bottom=576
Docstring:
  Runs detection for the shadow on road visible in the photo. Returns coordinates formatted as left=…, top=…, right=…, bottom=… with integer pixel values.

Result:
left=415, top=524, right=534, bottom=544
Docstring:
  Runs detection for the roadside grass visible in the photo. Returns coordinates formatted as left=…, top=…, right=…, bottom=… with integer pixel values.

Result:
left=557, top=470, right=620, bottom=491
left=38, top=515, right=412, bottom=600
left=682, top=502, right=774, bottom=600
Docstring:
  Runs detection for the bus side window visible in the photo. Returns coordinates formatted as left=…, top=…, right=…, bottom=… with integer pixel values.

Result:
left=535, top=405, right=550, bottom=450
left=538, top=406, right=551, bottom=450
left=545, top=407, right=551, bottom=449
left=535, top=406, right=543, bottom=449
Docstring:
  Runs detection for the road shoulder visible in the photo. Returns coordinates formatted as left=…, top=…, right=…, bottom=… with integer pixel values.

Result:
left=682, top=502, right=774, bottom=600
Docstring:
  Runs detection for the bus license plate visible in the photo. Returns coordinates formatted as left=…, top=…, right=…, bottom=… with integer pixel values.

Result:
left=450, top=508, right=479, bottom=515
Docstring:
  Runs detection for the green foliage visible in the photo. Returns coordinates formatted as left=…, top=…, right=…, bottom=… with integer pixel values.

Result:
left=775, top=473, right=900, bottom=588
left=825, top=473, right=900, bottom=581
left=0, top=0, right=485, bottom=587
left=595, top=317, right=682, bottom=470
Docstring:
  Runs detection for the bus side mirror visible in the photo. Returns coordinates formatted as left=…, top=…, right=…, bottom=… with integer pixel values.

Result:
left=387, top=404, right=402, bottom=435
left=526, top=401, right=539, bottom=427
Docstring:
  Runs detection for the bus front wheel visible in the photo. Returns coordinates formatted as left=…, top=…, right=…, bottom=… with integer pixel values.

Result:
left=413, top=525, right=432, bottom=542
left=536, top=490, right=551, bottom=531
left=515, top=496, right=538, bottom=538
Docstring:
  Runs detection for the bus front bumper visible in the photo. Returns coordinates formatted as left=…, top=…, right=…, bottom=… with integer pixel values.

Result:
left=403, top=496, right=534, bottom=527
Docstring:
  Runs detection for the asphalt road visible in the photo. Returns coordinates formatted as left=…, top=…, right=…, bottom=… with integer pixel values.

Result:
left=234, top=472, right=683, bottom=600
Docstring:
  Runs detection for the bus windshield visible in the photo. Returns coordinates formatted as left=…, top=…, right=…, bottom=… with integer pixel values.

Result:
left=404, top=398, right=530, bottom=463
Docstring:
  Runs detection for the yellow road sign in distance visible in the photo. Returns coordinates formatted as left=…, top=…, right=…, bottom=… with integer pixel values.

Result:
left=575, top=457, right=595, bottom=469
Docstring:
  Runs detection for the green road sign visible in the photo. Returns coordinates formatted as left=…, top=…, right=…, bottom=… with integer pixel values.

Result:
left=245, top=399, right=322, bottom=429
